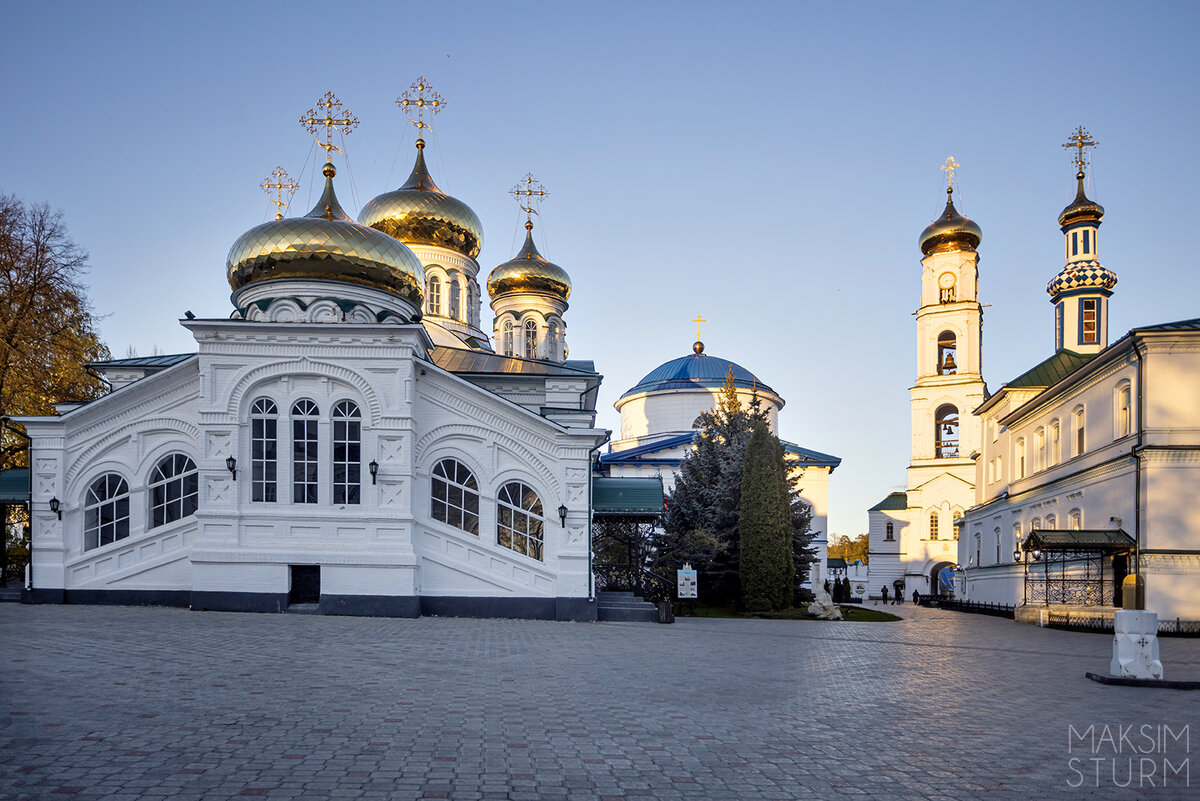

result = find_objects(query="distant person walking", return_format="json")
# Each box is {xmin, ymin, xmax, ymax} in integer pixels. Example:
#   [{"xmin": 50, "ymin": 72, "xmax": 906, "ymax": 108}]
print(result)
[
  {"xmin": 880, "ymin": 586, "xmax": 889, "ymax": 605},
  {"xmin": 913, "ymin": 589, "xmax": 920, "ymax": 605}
]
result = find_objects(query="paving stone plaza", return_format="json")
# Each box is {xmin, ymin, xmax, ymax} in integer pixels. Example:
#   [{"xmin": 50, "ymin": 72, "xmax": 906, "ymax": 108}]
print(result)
[{"xmin": 2, "ymin": 603, "xmax": 1197, "ymax": 800}]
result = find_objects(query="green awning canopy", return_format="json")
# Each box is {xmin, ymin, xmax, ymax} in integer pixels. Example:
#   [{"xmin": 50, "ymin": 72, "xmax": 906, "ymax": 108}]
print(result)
[
  {"xmin": 592, "ymin": 476, "xmax": 664, "ymax": 517},
  {"xmin": 0, "ymin": 468, "xmax": 30, "ymax": 503},
  {"xmin": 1022, "ymin": 528, "xmax": 1134, "ymax": 553}
]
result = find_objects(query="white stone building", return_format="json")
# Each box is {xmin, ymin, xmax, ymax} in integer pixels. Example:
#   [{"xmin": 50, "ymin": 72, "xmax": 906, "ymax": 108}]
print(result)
[
  {"xmin": 958, "ymin": 155, "xmax": 1200, "ymax": 621},
  {"xmin": 15, "ymin": 108, "xmax": 609, "ymax": 620},
  {"xmin": 866, "ymin": 180, "xmax": 985, "ymax": 601},
  {"xmin": 599, "ymin": 343, "xmax": 841, "ymax": 583}
]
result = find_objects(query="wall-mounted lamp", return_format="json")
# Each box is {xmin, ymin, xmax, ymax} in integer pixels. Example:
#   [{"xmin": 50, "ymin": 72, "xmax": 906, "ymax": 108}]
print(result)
[
  {"xmin": 558, "ymin": 504, "xmax": 568, "ymax": 528},
  {"xmin": 225, "ymin": 456, "xmax": 237, "ymax": 480},
  {"xmin": 1013, "ymin": 548, "xmax": 1022, "ymax": 562},
  {"xmin": 1031, "ymin": 549, "xmax": 1042, "ymax": 561},
  {"xmin": 49, "ymin": 497, "xmax": 61, "ymax": 520},
  {"xmin": 369, "ymin": 460, "xmax": 379, "ymax": 485}
]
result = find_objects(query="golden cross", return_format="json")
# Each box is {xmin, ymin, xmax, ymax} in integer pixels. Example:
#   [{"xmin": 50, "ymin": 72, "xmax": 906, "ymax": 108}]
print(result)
[
  {"xmin": 396, "ymin": 76, "xmax": 445, "ymax": 136},
  {"xmin": 300, "ymin": 91, "xmax": 359, "ymax": 164},
  {"xmin": 510, "ymin": 173, "xmax": 548, "ymax": 222},
  {"xmin": 692, "ymin": 314, "xmax": 706, "ymax": 342},
  {"xmin": 259, "ymin": 166, "xmax": 299, "ymax": 220},
  {"xmin": 1063, "ymin": 126, "xmax": 1098, "ymax": 172},
  {"xmin": 940, "ymin": 156, "xmax": 959, "ymax": 190}
]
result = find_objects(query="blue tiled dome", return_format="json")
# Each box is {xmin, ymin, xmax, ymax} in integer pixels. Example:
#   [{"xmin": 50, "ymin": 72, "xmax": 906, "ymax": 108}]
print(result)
[{"xmin": 620, "ymin": 347, "xmax": 775, "ymax": 400}]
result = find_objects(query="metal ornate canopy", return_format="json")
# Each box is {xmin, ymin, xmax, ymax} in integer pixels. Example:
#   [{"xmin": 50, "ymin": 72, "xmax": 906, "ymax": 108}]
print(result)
[{"xmin": 1018, "ymin": 528, "xmax": 1134, "ymax": 607}]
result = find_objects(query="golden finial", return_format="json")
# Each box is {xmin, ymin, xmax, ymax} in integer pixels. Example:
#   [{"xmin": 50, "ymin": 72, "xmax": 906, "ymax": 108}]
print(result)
[
  {"xmin": 300, "ymin": 91, "xmax": 359, "ymax": 166},
  {"xmin": 259, "ymin": 166, "xmax": 299, "ymax": 220},
  {"xmin": 1063, "ymin": 126, "xmax": 1098, "ymax": 177},
  {"xmin": 396, "ymin": 76, "xmax": 445, "ymax": 140},
  {"xmin": 510, "ymin": 173, "xmax": 548, "ymax": 225},
  {"xmin": 940, "ymin": 156, "xmax": 960, "ymax": 193}
]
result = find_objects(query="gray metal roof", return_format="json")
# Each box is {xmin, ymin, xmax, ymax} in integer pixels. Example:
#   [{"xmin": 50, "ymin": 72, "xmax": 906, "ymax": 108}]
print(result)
[
  {"xmin": 89, "ymin": 353, "xmax": 195, "ymax": 370},
  {"xmin": 430, "ymin": 347, "xmax": 599, "ymax": 377},
  {"xmin": 592, "ymin": 476, "xmax": 665, "ymax": 516},
  {"xmin": 1023, "ymin": 528, "xmax": 1134, "ymax": 553}
]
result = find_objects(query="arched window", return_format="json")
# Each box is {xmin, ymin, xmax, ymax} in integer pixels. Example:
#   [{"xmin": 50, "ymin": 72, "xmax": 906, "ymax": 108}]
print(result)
[
  {"xmin": 1033, "ymin": 427, "xmax": 1045, "ymax": 473},
  {"xmin": 1045, "ymin": 513, "xmax": 1057, "ymax": 530},
  {"xmin": 431, "ymin": 459, "xmax": 479, "ymax": 534},
  {"xmin": 934, "ymin": 404, "xmax": 959, "ymax": 459},
  {"xmin": 547, "ymin": 320, "xmax": 559, "ymax": 362},
  {"xmin": 1072, "ymin": 405, "xmax": 1085, "ymax": 456},
  {"xmin": 251, "ymin": 398, "xmax": 278, "ymax": 503},
  {"xmin": 502, "ymin": 320, "xmax": 514, "ymax": 357},
  {"xmin": 885, "ymin": 521, "xmax": 894, "ymax": 541},
  {"xmin": 84, "ymin": 474, "xmax": 130, "ymax": 551},
  {"xmin": 292, "ymin": 399, "xmax": 319, "ymax": 504},
  {"xmin": 1031, "ymin": 517, "xmax": 1041, "ymax": 532},
  {"xmin": 937, "ymin": 331, "xmax": 957, "ymax": 375},
  {"xmin": 427, "ymin": 275, "xmax": 442, "ymax": 316},
  {"xmin": 929, "ymin": 510, "xmax": 939, "ymax": 540},
  {"xmin": 952, "ymin": 510, "xmax": 962, "ymax": 539},
  {"xmin": 449, "ymin": 277, "xmax": 461, "ymax": 320},
  {"xmin": 497, "ymin": 481, "xmax": 544, "ymax": 561},
  {"xmin": 332, "ymin": 400, "xmax": 361, "ymax": 505},
  {"xmin": 466, "ymin": 283, "xmax": 476, "ymax": 327},
  {"xmin": 1015, "ymin": 438, "xmax": 1026, "ymax": 480},
  {"xmin": 994, "ymin": 527, "xmax": 1001, "ymax": 565},
  {"xmin": 1050, "ymin": 421, "xmax": 1061, "ymax": 465},
  {"xmin": 523, "ymin": 320, "xmax": 538, "ymax": 359},
  {"xmin": 1069, "ymin": 509, "xmax": 1082, "ymax": 530},
  {"xmin": 149, "ymin": 454, "xmax": 198, "ymax": 528},
  {"xmin": 1115, "ymin": 381, "xmax": 1132, "ymax": 438}
]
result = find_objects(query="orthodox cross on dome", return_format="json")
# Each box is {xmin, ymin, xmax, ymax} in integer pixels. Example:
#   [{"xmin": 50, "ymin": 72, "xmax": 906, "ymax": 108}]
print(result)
[
  {"xmin": 396, "ymin": 76, "xmax": 445, "ymax": 137},
  {"xmin": 259, "ymin": 166, "xmax": 299, "ymax": 220},
  {"xmin": 940, "ymin": 156, "xmax": 960, "ymax": 191},
  {"xmin": 1063, "ymin": 126, "xmax": 1098, "ymax": 174},
  {"xmin": 510, "ymin": 173, "xmax": 548, "ymax": 224},
  {"xmin": 300, "ymin": 91, "xmax": 359, "ymax": 164},
  {"xmin": 692, "ymin": 314, "xmax": 706, "ymax": 343}
]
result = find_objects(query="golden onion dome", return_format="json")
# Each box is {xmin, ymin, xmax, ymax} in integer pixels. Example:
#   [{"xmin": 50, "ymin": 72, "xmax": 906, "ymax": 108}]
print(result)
[
  {"xmin": 919, "ymin": 187, "xmax": 983, "ymax": 256},
  {"xmin": 357, "ymin": 139, "xmax": 484, "ymax": 259},
  {"xmin": 1058, "ymin": 171, "xmax": 1105, "ymax": 228},
  {"xmin": 227, "ymin": 163, "xmax": 425, "ymax": 306},
  {"xmin": 487, "ymin": 222, "xmax": 571, "ymax": 301}
]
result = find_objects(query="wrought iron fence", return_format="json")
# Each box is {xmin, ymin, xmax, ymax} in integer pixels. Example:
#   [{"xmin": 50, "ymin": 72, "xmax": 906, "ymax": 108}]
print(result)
[
  {"xmin": 594, "ymin": 564, "xmax": 674, "ymax": 604},
  {"xmin": 930, "ymin": 598, "xmax": 1016, "ymax": 619}
]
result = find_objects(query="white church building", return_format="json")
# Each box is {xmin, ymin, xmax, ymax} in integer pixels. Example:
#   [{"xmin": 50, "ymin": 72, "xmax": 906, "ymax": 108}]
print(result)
[{"xmin": 15, "ymin": 90, "xmax": 610, "ymax": 620}]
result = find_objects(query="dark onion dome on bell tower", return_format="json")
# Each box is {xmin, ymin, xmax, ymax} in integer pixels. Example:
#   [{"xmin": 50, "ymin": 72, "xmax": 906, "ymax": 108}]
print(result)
[
  {"xmin": 226, "ymin": 162, "xmax": 426, "ymax": 307},
  {"xmin": 487, "ymin": 220, "xmax": 572, "ymax": 302},
  {"xmin": 1057, "ymin": 169, "xmax": 1105, "ymax": 229},
  {"xmin": 919, "ymin": 185, "xmax": 983, "ymax": 256},
  {"xmin": 357, "ymin": 138, "xmax": 484, "ymax": 259}
]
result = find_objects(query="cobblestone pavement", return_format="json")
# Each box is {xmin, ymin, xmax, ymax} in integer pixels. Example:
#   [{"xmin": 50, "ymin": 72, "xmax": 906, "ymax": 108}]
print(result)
[{"xmin": 2, "ymin": 603, "xmax": 1197, "ymax": 800}]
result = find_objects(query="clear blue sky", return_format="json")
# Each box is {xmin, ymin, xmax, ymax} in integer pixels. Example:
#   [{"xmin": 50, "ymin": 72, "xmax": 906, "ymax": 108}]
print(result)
[{"xmin": 5, "ymin": 1, "xmax": 1198, "ymax": 539}]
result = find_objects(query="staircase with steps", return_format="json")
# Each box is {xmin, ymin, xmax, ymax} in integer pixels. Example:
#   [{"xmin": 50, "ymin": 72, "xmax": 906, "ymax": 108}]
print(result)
[
  {"xmin": 596, "ymin": 590, "xmax": 659, "ymax": 622},
  {"xmin": 0, "ymin": 585, "xmax": 24, "ymax": 603}
]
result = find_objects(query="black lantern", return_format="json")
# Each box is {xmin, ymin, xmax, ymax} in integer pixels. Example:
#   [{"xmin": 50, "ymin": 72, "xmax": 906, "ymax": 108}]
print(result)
[
  {"xmin": 1031, "ymin": 548, "xmax": 1041, "ymax": 561},
  {"xmin": 1013, "ymin": 548, "xmax": 1022, "ymax": 562},
  {"xmin": 369, "ymin": 459, "xmax": 379, "ymax": 485},
  {"xmin": 558, "ymin": 504, "xmax": 568, "ymax": 528},
  {"xmin": 225, "ymin": 456, "xmax": 237, "ymax": 480},
  {"xmin": 49, "ymin": 496, "xmax": 61, "ymax": 520}
]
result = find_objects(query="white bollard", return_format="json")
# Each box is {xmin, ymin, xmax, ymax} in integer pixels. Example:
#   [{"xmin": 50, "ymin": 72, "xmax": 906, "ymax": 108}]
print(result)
[{"xmin": 1110, "ymin": 610, "xmax": 1163, "ymax": 680}]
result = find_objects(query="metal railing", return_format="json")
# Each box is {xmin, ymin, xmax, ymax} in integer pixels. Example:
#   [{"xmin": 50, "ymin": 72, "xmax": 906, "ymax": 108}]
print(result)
[
  {"xmin": 927, "ymin": 597, "xmax": 1016, "ymax": 619},
  {"xmin": 593, "ymin": 564, "xmax": 674, "ymax": 604}
]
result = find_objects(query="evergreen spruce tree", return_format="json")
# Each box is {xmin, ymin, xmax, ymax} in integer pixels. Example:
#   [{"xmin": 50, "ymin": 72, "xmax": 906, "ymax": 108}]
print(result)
[{"xmin": 738, "ymin": 420, "xmax": 794, "ymax": 611}]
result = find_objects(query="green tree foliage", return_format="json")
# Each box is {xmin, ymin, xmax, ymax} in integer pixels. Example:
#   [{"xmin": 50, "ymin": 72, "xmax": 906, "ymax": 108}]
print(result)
[
  {"xmin": 739, "ymin": 421, "xmax": 794, "ymax": 611},
  {"xmin": 659, "ymin": 368, "xmax": 815, "ymax": 608},
  {"xmin": 827, "ymin": 533, "xmax": 869, "ymax": 565},
  {"xmin": 0, "ymin": 194, "xmax": 109, "ymax": 469}
]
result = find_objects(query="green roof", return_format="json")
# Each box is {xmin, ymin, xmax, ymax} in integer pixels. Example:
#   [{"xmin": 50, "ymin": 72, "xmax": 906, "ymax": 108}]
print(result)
[
  {"xmin": 868, "ymin": 491, "xmax": 907, "ymax": 512},
  {"xmin": 1006, "ymin": 349, "xmax": 1094, "ymax": 389},
  {"xmin": 592, "ymin": 477, "xmax": 664, "ymax": 516},
  {"xmin": 0, "ymin": 468, "xmax": 30, "ymax": 503}
]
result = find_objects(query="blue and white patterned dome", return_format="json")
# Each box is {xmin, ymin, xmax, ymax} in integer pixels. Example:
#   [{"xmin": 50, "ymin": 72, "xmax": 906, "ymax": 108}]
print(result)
[{"xmin": 1046, "ymin": 261, "xmax": 1118, "ymax": 300}]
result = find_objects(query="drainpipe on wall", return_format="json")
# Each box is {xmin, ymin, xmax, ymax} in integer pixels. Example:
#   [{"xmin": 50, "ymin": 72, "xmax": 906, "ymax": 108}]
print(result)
[{"xmin": 1131, "ymin": 339, "xmax": 1145, "ymax": 606}]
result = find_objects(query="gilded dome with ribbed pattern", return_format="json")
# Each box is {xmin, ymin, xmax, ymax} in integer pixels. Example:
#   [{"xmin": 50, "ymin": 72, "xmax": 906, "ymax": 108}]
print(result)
[
  {"xmin": 919, "ymin": 187, "xmax": 982, "ymax": 256},
  {"xmin": 358, "ymin": 140, "xmax": 484, "ymax": 259},
  {"xmin": 487, "ymin": 222, "xmax": 571, "ymax": 301},
  {"xmin": 227, "ymin": 164, "xmax": 425, "ymax": 306},
  {"xmin": 1058, "ymin": 172, "xmax": 1105, "ymax": 228}
]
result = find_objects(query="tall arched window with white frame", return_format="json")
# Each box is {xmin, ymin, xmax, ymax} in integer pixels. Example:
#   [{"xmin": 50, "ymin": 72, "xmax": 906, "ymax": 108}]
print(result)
[
  {"xmin": 332, "ymin": 400, "xmax": 361, "ymax": 505},
  {"xmin": 885, "ymin": 521, "xmax": 894, "ymax": 541},
  {"xmin": 84, "ymin": 474, "xmax": 130, "ymax": 551},
  {"xmin": 497, "ymin": 481, "xmax": 544, "ymax": 561},
  {"xmin": 427, "ymin": 275, "xmax": 442, "ymax": 316},
  {"xmin": 1015, "ymin": 438, "xmax": 1025, "ymax": 480},
  {"xmin": 1072, "ymin": 405, "xmax": 1085, "ymax": 456},
  {"xmin": 251, "ymin": 398, "xmax": 278, "ymax": 503},
  {"xmin": 994, "ymin": 528, "xmax": 1001, "ymax": 565},
  {"xmin": 467, "ymin": 283, "xmax": 476, "ymax": 327},
  {"xmin": 547, "ymin": 320, "xmax": 559, "ymax": 362},
  {"xmin": 292, "ymin": 400, "xmax": 319, "ymax": 503},
  {"xmin": 523, "ymin": 320, "xmax": 538, "ymax": 359},
  {"xmin": 449, "ymin": 277, "xmax": 461, "ymax": 320},
  {"xmin": 929, "ymin": 510, "xmax": 939, "ymax": 540},
  {"xmin": 149, "ymin": 454, "xmax": 198, "ymax": 528},
  {"xmin": 1115, "ymin": 381, "xmax": 1131, "ymax": 438},
  {"xmin": 1050, "ymin": 421, "xmax": 1061, "ymax": 465},
  {"xmin": 1069, "ymin": 509, "xmax": 1081, "ymax": 530},
  {"xmin": 502, "ymin": 320, "xmax": 514, "ymax": 356},
  {"xmin": 1034, "ymin": 427, "xmax": 1045, "ymax": 473}
]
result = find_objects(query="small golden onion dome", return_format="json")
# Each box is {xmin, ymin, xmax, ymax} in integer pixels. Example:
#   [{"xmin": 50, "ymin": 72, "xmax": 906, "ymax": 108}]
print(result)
[
  {"xmin": 227, "ymin": 163, "xmax": 425, "ymax": 306},
  {"xmin": 919, "ymin": 187, "xmax": 983, "ymax": 256},
  {"xmin": 357, "ymin": 139, "xmax": 484, "ymax": 259},
  {"xmin": 487, "ymin": 221, "xmax": 571, "ymax": 301},
  {"xmin": 1058, "ymin": 171, "xmax": 1105, "ymax": 228}
]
